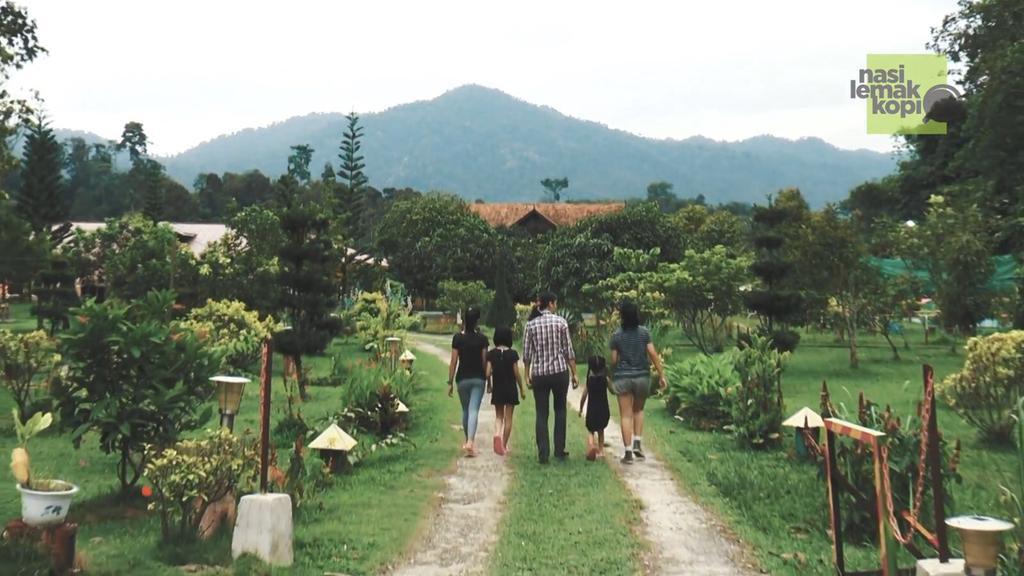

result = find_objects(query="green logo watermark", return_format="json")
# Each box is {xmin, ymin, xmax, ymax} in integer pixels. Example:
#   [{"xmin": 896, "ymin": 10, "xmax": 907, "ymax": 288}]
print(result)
[{"xmin": 850, "ymin": 54, "xmax": 960, "ymax": 135}]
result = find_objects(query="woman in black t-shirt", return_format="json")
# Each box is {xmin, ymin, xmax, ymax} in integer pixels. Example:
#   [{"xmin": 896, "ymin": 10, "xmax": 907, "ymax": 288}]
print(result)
[
  {"xmin": 448, "ymin": 308, "xmax": 489, "ymax": 457},
  {"xmin": 485, "ymin": 326, "xmax": 526, "ymax": 455}
]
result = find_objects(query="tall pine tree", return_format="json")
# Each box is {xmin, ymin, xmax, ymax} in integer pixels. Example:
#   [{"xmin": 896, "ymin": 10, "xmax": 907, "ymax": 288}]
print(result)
[
  {"xmin": 274, "ymin": 175, "xmax": 342, "ymax": 400},
  {"xmin": 17, "ymin": 115, "xmax": 66, "ymax": 235},
  {"xmin": 337, "ymin": 112, "xmax": 367, "ymax": 242}
]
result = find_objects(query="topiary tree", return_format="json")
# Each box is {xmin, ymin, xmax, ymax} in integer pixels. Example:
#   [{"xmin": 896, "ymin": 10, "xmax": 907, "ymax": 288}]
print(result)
[
  {"xmin": 30, "ymin": 254, "xmax": 78, "ymax": 335},
  {"xmin": 744, "ymin": 192, "xmax": 805, "ymax": 352},
  {"xmin": 487, "ymin": 263, "xmax": 516, "ymax": 329},
  {"xmin": 54, "ymin": 290, "xmax": 221, "ymax": 492}
]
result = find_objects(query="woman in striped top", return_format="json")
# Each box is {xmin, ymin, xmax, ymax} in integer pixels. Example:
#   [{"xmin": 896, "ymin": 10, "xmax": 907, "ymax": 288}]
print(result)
[{"xmin": 609, "ymin": 301, "xmax": 666, "ymax": 464}]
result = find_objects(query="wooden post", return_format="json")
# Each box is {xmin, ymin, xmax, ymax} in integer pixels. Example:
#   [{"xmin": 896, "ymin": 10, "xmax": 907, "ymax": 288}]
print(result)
[
  {"xmin": 259, "ymin": 338, "xmax": 272, "ymax": 494},
  {"xmin": 823, "ymin": 428, "xmax": 845, "ymax": 574},
  {"xmin": 873, "ymin": 436, "xmax": 897, "ymax": 576},
  {"xmin": 924, "ymin": 364, "xmax": 951, "ymax": 562}
]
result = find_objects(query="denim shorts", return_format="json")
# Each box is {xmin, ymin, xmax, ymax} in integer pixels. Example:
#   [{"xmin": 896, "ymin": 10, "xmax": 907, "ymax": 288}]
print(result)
[{"xmin": 612, "ymin": 375, "xmax": 651, "ymax": 400}]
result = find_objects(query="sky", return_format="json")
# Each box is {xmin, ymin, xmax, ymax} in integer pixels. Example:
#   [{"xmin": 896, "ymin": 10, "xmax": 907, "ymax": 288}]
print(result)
[{"xmin": 16, "ymin": 0, "xmax": 959, "ymax": 156}]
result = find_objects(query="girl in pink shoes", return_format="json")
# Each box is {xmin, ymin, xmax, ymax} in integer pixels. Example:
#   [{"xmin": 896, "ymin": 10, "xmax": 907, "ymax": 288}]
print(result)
[
  {"xmin": 579, "ymin": 355, "xmax": 611, "ymax": 460},
  {"xmin": 486, "ymin": 326, "xmax": 526, "ymax": 455}
]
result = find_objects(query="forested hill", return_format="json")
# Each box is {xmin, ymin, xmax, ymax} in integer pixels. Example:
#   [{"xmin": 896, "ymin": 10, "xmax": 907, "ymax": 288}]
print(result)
[{"xmin": 79, "ymin": 85, "xmax": 898, "ymax": 207}]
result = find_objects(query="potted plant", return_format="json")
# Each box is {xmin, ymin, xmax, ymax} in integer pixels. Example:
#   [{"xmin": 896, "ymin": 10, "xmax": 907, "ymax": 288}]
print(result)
[{"xmin": 10, "ymin": 410, "xmax": 79, "ymax": 527}]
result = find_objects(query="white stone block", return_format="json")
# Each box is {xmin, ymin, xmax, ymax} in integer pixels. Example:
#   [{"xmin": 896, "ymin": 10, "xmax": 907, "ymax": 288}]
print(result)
[
  {"xmin": 916, "ymin": 558, "xmax": 966, "ymax": 576},
  {"xmin": 231, "ymin": 493, "xmax": 294, "ymax": 567}
]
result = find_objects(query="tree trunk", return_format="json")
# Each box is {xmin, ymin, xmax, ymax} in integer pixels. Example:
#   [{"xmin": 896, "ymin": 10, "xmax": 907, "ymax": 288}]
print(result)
[
  {"xmin": 295, "ymin": 355, "xmax": 309, "ymax": 401},
  {"xmin": 847, "ymin": 315, "xmax": 859, "ymax": 369}
]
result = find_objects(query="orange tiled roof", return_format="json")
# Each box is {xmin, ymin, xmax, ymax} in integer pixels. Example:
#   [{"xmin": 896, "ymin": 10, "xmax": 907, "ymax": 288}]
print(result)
[{"xmin": 468, "ymin": 203, "xmax": 624, "ymax": 228}]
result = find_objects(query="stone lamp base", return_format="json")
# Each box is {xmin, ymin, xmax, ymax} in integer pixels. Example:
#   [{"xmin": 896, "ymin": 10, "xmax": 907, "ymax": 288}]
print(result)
[{"xmin": 231, "ymin": 493, "xmax": 293, "ymax": 567}]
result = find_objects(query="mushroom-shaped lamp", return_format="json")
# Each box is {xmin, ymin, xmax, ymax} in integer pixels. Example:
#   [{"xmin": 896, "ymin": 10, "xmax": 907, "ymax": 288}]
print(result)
[
  {"xmin": 309, "ymin": 423, "xmax": 358, "ymax": 474},
  {"xmin": 782, "ymin": 407, "xmax": 825, "ymax": 459},
  {"xmin": 399, "ymin": 349, "xmax": 416, "ymax": 372},
  {"xmin": 395, "ymin": 400, "xmax": 410, "ymax": 414}
]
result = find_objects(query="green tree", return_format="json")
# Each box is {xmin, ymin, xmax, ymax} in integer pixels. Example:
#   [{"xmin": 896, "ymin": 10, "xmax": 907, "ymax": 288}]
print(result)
[
  {"xmin": 375, "ymin": 194, "xmax": 493, "ymax": 300},
  {"xmin": 0, "ymin": 1, "xmax": 45, "ymax": 179},
  {"xmin": 61, "ymin": 214, "xmax": 198, "ymax": 302},
  {"xmin": 287, "ymin": 144, "xmax": 314, "ymax": 184},
  {"xmin": 337, "ymin": 112, "xmax": 367, "ymax": 237},
  {"xmin": 273, "ymin": 176, "xmax": 342, "ymax": 399},
  {"xmin": 902, "ymin": 194, "xmax": 995, "ymax": 341},
  {"xmin": 586, "ymin": 202, "xmax": 686, "ymax": 262},
  {"xmin": 139, "ymin": 158, "xmax": 166, "ymax": 222},
  {"xmin": 55, "ymin": 291, "xmax": 221, "ymax": 492},
  {"xmin": 117, "ymin": 121, "xmax": 148, "ymax": 165},
  {"xmin": 541, "ymin": 177, "xmax": 569, "ymax": 202},
  {"xmin": 195, "ymin": 173, "xmax": 229, "ymax": 221},
  {"xmin": 537, "ymin": 224, "xmax": 616, "ymax": 309},
  {"xmin": 437, "ymin": 280, "xmax": 494, "ymax": 317},
  {"xmin": 0, "ymin": 191, "xmax": 46, "ymax": 291},
  {"xmin": 198, "ymin": 206, "xmax": 283, "ymax": 316},
  {"xmin": 652, "ymin": 246, "xmax": 751, "ymax": 355},
  {"xmin": 16, "ymin": 114, "xmax": 66, "ymax": 236},
  {"xmin": 646, "ymin": 181, "xmax": 678, "ymax": 213}
]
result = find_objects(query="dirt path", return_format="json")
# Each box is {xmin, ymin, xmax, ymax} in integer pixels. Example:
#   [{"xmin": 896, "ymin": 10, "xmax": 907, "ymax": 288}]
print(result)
[
  {"xmin": 389, "ymin": 336, "xmax": 508, "ymax": 576},
  {"xmin": 565, "ymin": 385, "xmax": 757, "ymax": 575}
]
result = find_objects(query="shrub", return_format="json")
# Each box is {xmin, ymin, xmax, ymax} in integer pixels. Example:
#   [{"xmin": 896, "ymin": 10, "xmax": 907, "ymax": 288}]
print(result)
[
  {"xmin": 349, "ymin": 291, "xmax": 418, "ymax": 359},
  {"xmin": 145, "ymin": 429, "xmax": 252, "ymax": 542},
  {"xmin": 335, "ymin": 361, "xmax": 417, "ymax": 437},
  {"xmin": 177, "ymin": 299, "xmax": 278, "ymax": 374},
  {"xmin": 0, "ymin": 330, "xmax": 60, "ymax": 422},
  {"xmin": 1000, "ymin": 398, "xmax": 1024, "ymax": 571},
  {"xmin": 54, "ymin": 291, "xmax": 222, "ymax": 492},
  {"xmin": 664, "ymin": 352, "xmax": 738, "ymax": 430},
  {"xmin": 730, "ymin": 334, "xmax": 787, "ymax": 449},
  {"xmin": 940, "ymin": 330, "xmax": 1024, "ymax": 444}
]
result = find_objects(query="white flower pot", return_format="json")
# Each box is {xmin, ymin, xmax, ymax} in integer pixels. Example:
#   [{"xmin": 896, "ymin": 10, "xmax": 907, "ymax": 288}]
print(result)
[{"xmin": 16, "ymin": 481, "xmax": 79, "ymax": 527}]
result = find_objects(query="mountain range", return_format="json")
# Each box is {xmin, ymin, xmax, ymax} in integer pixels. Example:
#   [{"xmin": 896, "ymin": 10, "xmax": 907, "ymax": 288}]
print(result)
[{"xmin": 59, "ymin": 85, "xmax": 897, "ymax": 207}]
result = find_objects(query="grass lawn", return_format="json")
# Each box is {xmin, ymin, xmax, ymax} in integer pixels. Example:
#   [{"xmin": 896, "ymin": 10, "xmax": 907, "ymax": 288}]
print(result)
[
  {"xmin": 490, "ymin": 387, "xmax": 645, "ymax": 576},
  {"xmin": 643, "ymin": 324, "xmax": 1015, "ymax": 575},
  {"xmin": 1, "ymin": 302, "xmax": 39, "ymax": 334},
  {"xmin": 0, "ymin": 334, "xmax": 462, "ymax": 575}
]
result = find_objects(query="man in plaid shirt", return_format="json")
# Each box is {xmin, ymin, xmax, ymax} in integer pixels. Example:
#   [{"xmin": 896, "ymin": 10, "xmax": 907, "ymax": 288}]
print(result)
[{"xmin": 523, "ymin": 291, "xmax": 578, "ymax": 463}]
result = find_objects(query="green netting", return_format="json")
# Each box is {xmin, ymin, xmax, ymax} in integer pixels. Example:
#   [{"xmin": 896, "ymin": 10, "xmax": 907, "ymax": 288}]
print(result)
[{"xmin": 868, "ymin": 255, "xmax": 1020, "ymax": 292}]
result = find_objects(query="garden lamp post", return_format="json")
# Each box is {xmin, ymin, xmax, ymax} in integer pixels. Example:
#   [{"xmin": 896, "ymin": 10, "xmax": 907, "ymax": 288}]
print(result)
[
  {"xmin": 946, "ymin": 516, "xmax": 1014, "ymax": 575},
  {"xmin": 211, "ymin": 376, "xmax": 249, "ymax": 433},
  {"xmin": 782, "ymin": 406, "xmax": 824, "ymax": 459},
  {"xmin": 385, "ymin": 336, "xmax": 402, "ymax": 371}
]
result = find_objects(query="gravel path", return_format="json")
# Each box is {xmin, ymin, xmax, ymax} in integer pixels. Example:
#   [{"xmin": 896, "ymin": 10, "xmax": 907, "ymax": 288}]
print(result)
[
  {"xmin": 566, "ymin": 385, "xmax": 757, "ymax": 575},
  {"xmin": 388, "ymin": 337, "xmax": 509, "ymax": 576}
]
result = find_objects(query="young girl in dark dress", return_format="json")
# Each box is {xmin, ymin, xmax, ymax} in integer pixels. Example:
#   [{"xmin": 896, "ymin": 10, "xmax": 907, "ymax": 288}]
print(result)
[
  {"xmin": 578, "ymin": 355, "xmax": 611, "ymax": 460},
  {"xmin": 486, "ymin": 326, "xmax": 526, "ymax": 455}
]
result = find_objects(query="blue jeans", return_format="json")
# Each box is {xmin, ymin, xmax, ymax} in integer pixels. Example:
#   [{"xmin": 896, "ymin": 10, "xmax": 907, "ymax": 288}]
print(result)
[{"xmin": 457, "ymin": 378, "xmax": 486, "ymax": 441}]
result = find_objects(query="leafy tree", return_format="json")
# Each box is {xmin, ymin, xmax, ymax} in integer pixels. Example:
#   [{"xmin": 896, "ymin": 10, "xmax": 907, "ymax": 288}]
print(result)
[
  {"xmin": 320, "ymin": 161, "xmax": 336, "ymax": 183},
  {"xmin": 586, "ymin": 202, "xmax": 686, "ymax": 262},
  {"xmin": 61, "ymin": 214, "xmax": 198, "ymax": 302},
  {"xmin": 0, "ymin": 191, "xmax": 46, "ymax": 291},
  {"xmin": 177, "ymin": 299, "xmax": 278, "ymax": 374},
  {"xmin": 223, "ymin": 170, "xmax": 274, "ymax": 208},
  {"xmin": 30, "ymin": 254, "xmax": 77, "ymax": 335},
  {"xmin": 0, "ymin": 1, "xmax": 45, "ymax": 178},
  {"xmin": 901, "ymin": 194, "xmax": 995, "ymax": 340},
  {"xmin": 375, "ymin": 194, "xmax": 493, "ymax": 300},
  {"xmin": 139, "ymin": 158, "xmax": 166, "ymax": 222},
  {"xmin": 117, "ymin": 121, "xmax": 148, "ymax": 164},
  {"xmin": 437, "ymin": 280, "xmax": 494, "ymax": 317},
  {"xmin": 194, "ymin": 173, "xmax": 228, "ymax": 221},
  {"xmin": 273, "ymin": 176, "xmax": 342, "ymax": 398},
  {"xmin": 55, "ymin": 290, "xmax": 221, "ymax": 492},
  {"xmin": 161, "ymin": 177, "xmax": 198, "ymax": 222},
  {"xmin": 66, "ymin": 140, "xmax": 130, "ymax": 220},
  {"xmin": 646, "ymin": 181, "xmax": 678, "ymax": 213},
  {"xmin": 0, "ymin": 329, "xmax": 58, "ymax": 422},
  {"xmin": 16, "ymin": 114, "xmax": 66, "ymax": 236},
  {"xmin": 540, "ymin": 177, "xmax": 568, "ymax": 202},
  {"xmin": 537, "ymin": 224, "xmax": 615, "ymax": 309},
  {"xmin": 198, "ymin": 206, "xmax": 283, "ymax": 316},
  {"xmin": 671, "ymin": 204, "xmax": 747, "ymax": 255},
  {"xmin": 287, "ymin": 144, "xmax": 314, "ymax": 184},
  {"xmin": 652, "ymin": 246, "xmax": 751, "ymax": 355},
  {"xmin": 487, "ymin": 261, "xmax": 517, "ymax": 329}
]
